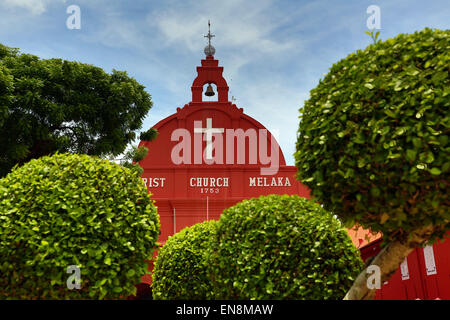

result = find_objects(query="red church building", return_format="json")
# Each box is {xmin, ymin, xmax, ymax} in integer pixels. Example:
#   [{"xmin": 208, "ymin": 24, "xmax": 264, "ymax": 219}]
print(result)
[{"xmin": 135, "ymin": 27, "xmax": 450, "ymax": 300}]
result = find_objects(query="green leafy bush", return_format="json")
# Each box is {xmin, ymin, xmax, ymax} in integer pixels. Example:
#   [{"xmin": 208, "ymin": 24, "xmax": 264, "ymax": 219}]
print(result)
[
  {"xmin": 207, "ymin": 195, "xmax": 363, "ymax": 299},
  {"xmin": 0, "ymin": 153, "xmax": 160, "ymax": 299},
  {"xmin": 152, "ymin": 220, "xmax": 217, "ymax": 300},
  {"xmin": 295, "ymin": 28, "xmax": 449, "ymax": 242}
]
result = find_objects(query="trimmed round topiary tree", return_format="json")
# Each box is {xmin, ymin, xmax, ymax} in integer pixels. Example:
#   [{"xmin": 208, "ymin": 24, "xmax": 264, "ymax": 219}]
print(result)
[
  {"xmin": 0, "ymin": 153, "xmax": 160, "ymax": 299},
  {"xmin": 152, "ymin": 220, "xmax": 217, "ymax": 300},
  {"xmin": 207, "ymin": 195, "xmax": 363, "ymax": 299},
  {"xmin": 294, "ymin": 28, "xmax": 449, "ymax": 299}
]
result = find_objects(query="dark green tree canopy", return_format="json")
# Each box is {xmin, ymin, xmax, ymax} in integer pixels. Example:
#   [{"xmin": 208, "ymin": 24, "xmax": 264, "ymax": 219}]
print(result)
[
  {"xmin": 207, "ymin": 195, "xmax": 363, "ymax": 299},
  {"xmin": 0, "ymin": 153, "xmax": 160, "ymax": 299},
  {"xmin": 0, "ymin": 64, "xmax": 12, "ymax": 128},
  {"xmin": 152, "ymin": 220, "xmax": 217, "ymax": 300},
  {"xmin": 0, "ymin": 43, "xmax": 153, "ymax": 177},
  {"xmin": 139, "ymin": 128, "xmax": 158, "ymax": 142},
  {"xmin": 295, "ymin": 28, "xmax": 449, "ymax": 242}
]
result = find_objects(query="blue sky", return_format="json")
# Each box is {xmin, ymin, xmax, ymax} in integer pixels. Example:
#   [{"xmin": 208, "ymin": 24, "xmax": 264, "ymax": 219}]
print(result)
[{"xmin": 1, "ymin": 0, "xmax": 449, "ymax": 165}]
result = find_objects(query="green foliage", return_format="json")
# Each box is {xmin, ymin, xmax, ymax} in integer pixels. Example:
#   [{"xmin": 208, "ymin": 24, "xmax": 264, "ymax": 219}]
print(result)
[
  {"xmin": 207, "ymin": 195, "xmax": 363, "ymax": 299},
  {"xmin": 152, "ymin": 220, "xmax": 217, "ymax": 300},
  {"xmin": 295, "ymin": 28, "xmax": 450, "ymax": 243},
  {"xmin": 0, "ymin": 43, "xmax": 153, "ymax": 177},
  {"xmin": 140, "ymin": 128, "xmax": 159, "ymax": 142},
  {"xmin": 0, "ymin": 153, "xmax": 160, "ymax": 299},
  {"xmin": 0, "ymin": 63, "xmax": 13, "ymax": 128},
  {"xmin": 119, "ymin": 128, "xmax": 158, "ymax": 175},
  {"xmin": 365, "ymin": 29, "xmax": 381, "ymax": 44},
  {"xmin": 0, "ymin": 43, "xmax": 18, "ymax": 59},
  {"xmin": 120, "ymin": 145, "xmax": 149, "ymax": 176}
]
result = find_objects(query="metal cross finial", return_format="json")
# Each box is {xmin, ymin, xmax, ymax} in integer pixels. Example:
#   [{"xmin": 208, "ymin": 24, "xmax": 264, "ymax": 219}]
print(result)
[
  {"xmin": 204, "ymin": 20, "xmax": 215, "ymax": 47},
  {"xmin": 203, "ymin": 20, "xmax": 216, "ymax": 57}
]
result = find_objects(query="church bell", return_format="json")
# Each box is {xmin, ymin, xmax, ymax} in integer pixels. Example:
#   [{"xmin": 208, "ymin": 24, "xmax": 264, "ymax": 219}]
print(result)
[{"xmin": 205, "ymin": 84, "xmax": 215, "ymax": 97}]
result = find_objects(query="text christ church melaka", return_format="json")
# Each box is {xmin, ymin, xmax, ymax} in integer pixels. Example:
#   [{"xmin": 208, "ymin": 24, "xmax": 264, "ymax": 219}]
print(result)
[{"xmin": 137, "ymin": 24, "xmax": 378, "ymax": 284}]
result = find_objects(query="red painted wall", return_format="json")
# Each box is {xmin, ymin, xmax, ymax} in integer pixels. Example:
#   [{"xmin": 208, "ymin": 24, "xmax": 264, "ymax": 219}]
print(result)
[
  {"xmin": 360, "ymin": 232, "xmax": 450, "ymax": 300},
  {"xmin": 138, "ymin": 55, "xmax": 310, "ymax": 247},
  {"xmin": 137, "ymin": 55, "xmax": 310, "ymax": 287}
]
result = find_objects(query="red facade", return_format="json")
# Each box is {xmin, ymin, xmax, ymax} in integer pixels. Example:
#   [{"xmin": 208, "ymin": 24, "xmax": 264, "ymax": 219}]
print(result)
[
  {"xmin": 137, "ymin": 55, "xmax": 309, "ymax": 286},
  {"xmin": 360, "ymin": 232, "xmax": 450, "ymax": 300},
  {"xmin": 138, "ymin": 55, "xmax": 309, "ymax": 247}
]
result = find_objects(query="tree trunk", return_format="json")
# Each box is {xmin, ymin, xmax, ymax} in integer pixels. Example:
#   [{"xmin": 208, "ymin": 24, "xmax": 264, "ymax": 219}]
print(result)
[{"xmin": 344, "ymin": 225, "xmax": 435, "ymax": 300}]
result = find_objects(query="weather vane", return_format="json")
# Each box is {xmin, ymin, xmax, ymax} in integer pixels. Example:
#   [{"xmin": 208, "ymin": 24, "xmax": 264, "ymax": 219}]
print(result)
[{"xmin": 204, "ymin": 20, "xmax": 216, "ymax": 57}]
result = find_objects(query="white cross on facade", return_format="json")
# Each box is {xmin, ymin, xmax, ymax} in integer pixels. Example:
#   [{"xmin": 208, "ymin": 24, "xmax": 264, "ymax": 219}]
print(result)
[{"xmin": 194, "ymin": 118, "xmax": 224, "ymax": 160}]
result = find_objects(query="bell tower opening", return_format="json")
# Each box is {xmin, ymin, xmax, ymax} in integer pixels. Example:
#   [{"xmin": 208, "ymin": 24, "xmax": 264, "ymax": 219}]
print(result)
[
  {"xmin": 202, "ymin": 83, "xmax": 218, "ymax": 101},
  {"xmin": 190, "ymin": 22, "xmax": 229, "ymax": 104}
]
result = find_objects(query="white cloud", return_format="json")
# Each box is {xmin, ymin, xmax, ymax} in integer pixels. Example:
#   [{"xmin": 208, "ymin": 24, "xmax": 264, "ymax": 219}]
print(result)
[
  {"xmin": 1, "ymin": 0, "xmax": 66, "ymax": 15},
  {"xmin": 77, "ymin": 0, "xmax": 304, "ymax": 115},
  {"xmin": 147, "ymin": 0, "xmax": 298, "ymax": 59}
]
